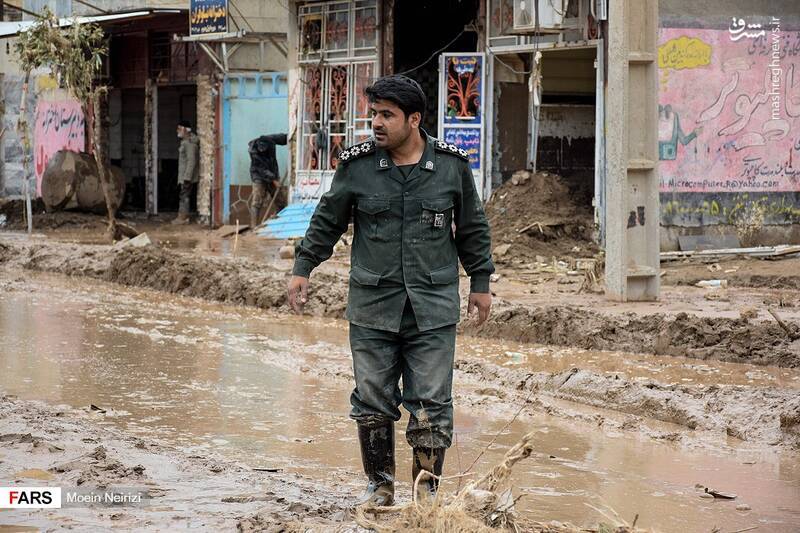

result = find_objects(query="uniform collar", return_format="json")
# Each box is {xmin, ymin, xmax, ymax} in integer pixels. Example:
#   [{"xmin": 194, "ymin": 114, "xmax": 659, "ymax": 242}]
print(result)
[{"xmin": 374, "ymin": 129, "xmax": 437, "ymax": 173}]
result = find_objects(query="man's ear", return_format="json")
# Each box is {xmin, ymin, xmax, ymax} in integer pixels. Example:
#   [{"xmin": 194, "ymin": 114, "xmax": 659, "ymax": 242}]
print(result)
[{"xmin": 409, "ymin": 111, "xmax": 422, "ymax": 129}]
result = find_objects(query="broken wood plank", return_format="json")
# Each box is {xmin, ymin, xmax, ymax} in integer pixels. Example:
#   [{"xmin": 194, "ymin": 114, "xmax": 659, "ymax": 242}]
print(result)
[
  {"xmin": 216, "ymin": 224, "xmax": 250, "ymax": 239},
  {"xmin": 767, "ymin": 308, "xmax": 800, "ymax": 341},
  {"xmin": 517, "ymin": 221, "xmax": 543, "ymax": 234},
  {"xmin": 661, "ymin": 245, "xmax": 800, "ymax": 262}
]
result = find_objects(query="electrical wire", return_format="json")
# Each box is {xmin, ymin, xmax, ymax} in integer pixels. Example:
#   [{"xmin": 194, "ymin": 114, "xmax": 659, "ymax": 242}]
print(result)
[
  {"xmin": 228, "ymin": 0, "xmax": 254, "ymax": 32},
  {"xmin": 3, "ymin": 0, "xmax": 44, "ymax": 19},
  {"xmin": 395, "ymin": 22, "xmax": 476, "ymax": 76},
  {"xmin": 72, "ymin": 0, "xmax": 108, "ymax": 15},
  {"xmin": 494, "ymin": 54, "xmax": 531, "ymax": 75}
]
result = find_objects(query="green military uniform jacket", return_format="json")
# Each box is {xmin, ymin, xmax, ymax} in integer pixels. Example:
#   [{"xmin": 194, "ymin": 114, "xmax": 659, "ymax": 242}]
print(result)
[{"xmin": 292, "ymin": 131, "xmax": 494, "ymax": 332}]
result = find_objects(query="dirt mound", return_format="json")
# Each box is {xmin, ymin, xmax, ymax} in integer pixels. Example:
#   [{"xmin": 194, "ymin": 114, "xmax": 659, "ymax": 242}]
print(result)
[
  {"xmin": 106, "ymin": 246, "xmax": 348, "ymax": 318},
  {"xmin": 468, "ymin": 304, "xmax": 800, "ymax": 368},
  {"xmin": 0, "ymin": 197, "xmax": 107, "ymax": 230},
  {"xmin": 485, "ymin": 171, "xmax": 598, "ymax": 265},
  {"xmin": 0, "ymin": 240, "xmax": 347, "ymax": 318}
]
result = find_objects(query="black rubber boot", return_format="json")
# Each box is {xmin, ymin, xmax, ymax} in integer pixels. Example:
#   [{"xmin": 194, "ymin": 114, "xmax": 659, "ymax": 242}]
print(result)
[
  {"xmin": 356, "ymin": 422, "xmax": 395, "ymax": 506},
  {"xmin": 412, "ymin": 447, "xmax": 446, "ymax": 499}
]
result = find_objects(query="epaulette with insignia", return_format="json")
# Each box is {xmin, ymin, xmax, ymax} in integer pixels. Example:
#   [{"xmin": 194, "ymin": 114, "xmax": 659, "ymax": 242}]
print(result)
[
  {"xmin": 337, "ymin": 139, "xmax": 376, "ymax": 163},
  {"xmin": 434, "ymin": 139, "xmax": 469, "ymax": 160}
]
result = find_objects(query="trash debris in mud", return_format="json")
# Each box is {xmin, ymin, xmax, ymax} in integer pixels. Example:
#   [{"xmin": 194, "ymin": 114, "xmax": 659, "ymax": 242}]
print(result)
[
  {"xmin": 695, "ymin": 279, "xmax": 729, "ymax": 289},
  {"xmin": 485, "ymin": 171, "xmax": 598, "ymax": 265},
  {"xmin": 767, "ymin": 308, "xmax": 800, "ymax": 340},
  {"xmin": 695, "ymin": 484, "xmax": 737, "ymax": 500},
  {"xmin": 354, "ymin": 431, "xmax": 647, "ymax": 533},
  {"xmin": 114, "ymin": 233, "xmax": 152, "ymax": 249}
]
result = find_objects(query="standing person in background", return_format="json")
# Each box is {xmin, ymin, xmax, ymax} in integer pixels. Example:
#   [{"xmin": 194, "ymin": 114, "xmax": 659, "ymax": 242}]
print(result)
[
  {"xmin": 248, "ymin": 133, "xmax": 288, "ymax": 228},
  {"xmin": 173, "ymin": 120, "xmax": 199, "ymax": 225}
]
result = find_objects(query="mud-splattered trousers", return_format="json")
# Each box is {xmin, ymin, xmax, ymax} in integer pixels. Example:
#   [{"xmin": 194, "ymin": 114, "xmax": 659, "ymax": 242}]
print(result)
[
  {"xmin": 292, "ymin": 130, "xmax": 495, "ymax": 449},
  {"xmin": 350, "ymin": 298, "xmax": 456, "ymax": 448}
]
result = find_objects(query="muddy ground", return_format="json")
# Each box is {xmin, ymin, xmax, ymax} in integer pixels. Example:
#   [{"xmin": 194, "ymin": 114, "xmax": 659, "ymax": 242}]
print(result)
[
  {"xmin": 1, "ymin": 235, "xmax": 799, "ymax": 452},
  {"xmin": 1, "ymin": 271, "xmax": 799, "ymax": 532},
  {"xmin": 0, "ymin": 394, "xmax": 350, "ymax": 532},
  {"xmin": 1, "ymin": 237, "xmax": 798, "ymax": 370}
]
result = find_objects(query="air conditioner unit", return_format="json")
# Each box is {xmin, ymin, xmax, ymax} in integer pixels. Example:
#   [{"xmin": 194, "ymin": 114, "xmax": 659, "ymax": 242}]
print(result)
[{"xmin": 513, "ymin": 0, "xmax": 569, "ymax": 33}]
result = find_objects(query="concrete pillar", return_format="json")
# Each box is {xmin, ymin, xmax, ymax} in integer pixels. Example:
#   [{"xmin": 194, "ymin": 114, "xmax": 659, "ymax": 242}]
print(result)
[
  {"xmin": 604, "ymin": 0, "xmax": 660, "ymax": 302},
  {"xmin": 144, "ymin": 79, "xmax": 157, "ymax": 215},
  {"xmin": 196, "ymin": 74, "xmax": 215, "ymax": 225}
]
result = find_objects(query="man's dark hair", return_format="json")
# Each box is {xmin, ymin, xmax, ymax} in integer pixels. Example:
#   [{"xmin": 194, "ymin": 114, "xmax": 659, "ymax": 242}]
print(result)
[
  {"xmin": 178, "ymin": 119, "xmax": 192, "ymax": 130},
  {"xmin": 365, "ymin": 75, "xmax": 426, "ymax": 121}
]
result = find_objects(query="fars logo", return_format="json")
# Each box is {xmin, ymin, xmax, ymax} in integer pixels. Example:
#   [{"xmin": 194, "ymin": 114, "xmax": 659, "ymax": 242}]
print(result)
[{"xmin": 0, "ymin": 487, "xmax": 62, "ymax": 508}]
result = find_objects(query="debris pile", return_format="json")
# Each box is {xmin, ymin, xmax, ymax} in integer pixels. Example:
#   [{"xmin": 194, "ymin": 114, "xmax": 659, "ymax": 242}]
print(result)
[
  {"xmin": 485, "ymin": 171, "xmax": 598, "ymax": 265},
  {"xmin": 355, "ymin": 431, "xmax": 647, "ymax": 532}
]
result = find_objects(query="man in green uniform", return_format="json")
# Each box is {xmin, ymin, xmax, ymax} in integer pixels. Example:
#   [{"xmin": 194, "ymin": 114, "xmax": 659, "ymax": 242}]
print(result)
[{"xmin": 287, "ymin": 75, "xmax": 494, "ymax": 506}]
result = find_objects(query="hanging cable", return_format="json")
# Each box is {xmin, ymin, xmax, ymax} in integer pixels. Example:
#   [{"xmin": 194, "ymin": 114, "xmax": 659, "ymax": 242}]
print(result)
[{"xmin": 495, "ymin": 54, "xmax": 531, "ymax": 75}]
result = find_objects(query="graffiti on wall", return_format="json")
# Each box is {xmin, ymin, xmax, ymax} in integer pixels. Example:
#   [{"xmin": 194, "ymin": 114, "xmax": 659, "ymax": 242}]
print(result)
[
  {"xmin": 661, "ymin": 191, "xmax": 800, "ymax": 226},
  {"xmin": 658, "ymin": 26, "xmax": 800, "ymax": 195},
  {"xmin": 34, "ymin": 100, "xmax": 85, "ymax": 196}
]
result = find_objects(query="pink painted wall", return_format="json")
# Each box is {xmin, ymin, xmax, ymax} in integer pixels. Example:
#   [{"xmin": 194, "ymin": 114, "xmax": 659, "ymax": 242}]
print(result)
[
  {"xmin": 33, "ymin": 99, "xmax": 85, "ymax": 196},
  {"xmin": 658, "ymin": 27, "xmax": 800, "ymax": 193}
]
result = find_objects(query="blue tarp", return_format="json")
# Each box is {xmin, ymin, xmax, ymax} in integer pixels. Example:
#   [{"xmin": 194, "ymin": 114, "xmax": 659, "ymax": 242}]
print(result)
[{"xmin": 256, "ymin": 202, "xmax": 318, "ymax": 239}]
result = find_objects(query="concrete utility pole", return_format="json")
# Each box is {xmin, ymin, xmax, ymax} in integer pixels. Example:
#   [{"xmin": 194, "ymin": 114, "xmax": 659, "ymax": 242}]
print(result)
[{"xmin": 604, "ymin": 0, "xmax": 660, "ymax": 301}]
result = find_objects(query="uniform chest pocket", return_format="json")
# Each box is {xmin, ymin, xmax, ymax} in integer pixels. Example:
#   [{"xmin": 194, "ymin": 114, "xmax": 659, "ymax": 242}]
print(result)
[
  {"xmin": 419, "ymin": 198, "xmax": 454, "ymax": 239},
  {"xmin": 356, "ymin": 199, "xmax": 392, "ymax": 241}
]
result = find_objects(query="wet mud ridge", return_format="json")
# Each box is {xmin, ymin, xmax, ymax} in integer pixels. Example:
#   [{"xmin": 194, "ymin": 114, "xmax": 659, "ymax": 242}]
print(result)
[
  {"xmin": 454, "ymin": 360, "xmax": 800, "ymax": 449},
  {"xmin": 471, "ymin": 303, "xmax": 800, "ymax": 368},
  {"xmin": 2, "ymin": 238, "xmax": 798, "ymax": 370}
]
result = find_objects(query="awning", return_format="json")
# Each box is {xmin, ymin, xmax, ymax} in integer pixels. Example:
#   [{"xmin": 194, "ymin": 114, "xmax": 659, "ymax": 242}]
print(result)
[{"xmin": 0, "ymin": 10, "xmax": 182, "ymax": 39}]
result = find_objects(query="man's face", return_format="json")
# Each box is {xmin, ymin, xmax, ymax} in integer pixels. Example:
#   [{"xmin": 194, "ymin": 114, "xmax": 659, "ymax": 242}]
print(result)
[
  {"xmin": 177, "ymin": 125, "xmax": 186, "ymax": 139},
  {"xmin": 370, "ymin": 99, "xmax": 420, "ymax": 149}
]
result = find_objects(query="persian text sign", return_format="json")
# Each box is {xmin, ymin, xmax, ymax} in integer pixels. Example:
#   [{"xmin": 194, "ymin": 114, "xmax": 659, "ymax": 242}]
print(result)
[
  {"xmin": 34, "ymin": 99, "xmax": 85, "ymax": 196},
  {"xmin": 658, "ymin": 25, "xmax": 800, "ymax": 193},
  {"xmin": 443, "ymin": 127, "xmax": 481, "ymax": 170},
  {"xmin": 190, "ymin": 0, "xmax": 228, "ymax": 36}
]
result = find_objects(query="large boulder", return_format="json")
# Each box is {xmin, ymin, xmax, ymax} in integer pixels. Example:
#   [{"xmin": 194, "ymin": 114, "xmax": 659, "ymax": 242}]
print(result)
[{"xmin": 41, "ymin": 150, "xmax": 126, "ymax": 214}]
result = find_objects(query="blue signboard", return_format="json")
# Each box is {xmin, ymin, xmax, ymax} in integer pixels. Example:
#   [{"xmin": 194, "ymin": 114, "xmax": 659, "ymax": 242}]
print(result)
[
  {"xmin": 443, "ymin": 55, "xmax": 483, "ymax": 126},
  {"xmin": 444, "ymin": 127, "xmax": 481, "ymax": 170},
  {"xmin": 190, "ymin": 0, "xmax": 228, "ymax": 36}
]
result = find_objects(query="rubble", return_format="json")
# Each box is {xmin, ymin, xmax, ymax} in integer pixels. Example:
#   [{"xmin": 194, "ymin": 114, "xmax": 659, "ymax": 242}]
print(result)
[{"xmin": 485, "ymin": 171, "xmax": 598, "ymax": 265}]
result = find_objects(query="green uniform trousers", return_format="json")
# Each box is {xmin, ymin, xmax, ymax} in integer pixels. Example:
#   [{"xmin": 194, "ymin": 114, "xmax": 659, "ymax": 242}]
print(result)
[{"xmin": 349, "ymin": 298, "xmax": 456, "ymax": 449}]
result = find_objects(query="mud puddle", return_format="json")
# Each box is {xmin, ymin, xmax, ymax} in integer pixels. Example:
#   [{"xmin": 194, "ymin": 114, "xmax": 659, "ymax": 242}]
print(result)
[{"xmin": 1, "ymin": 274, "xmax": 799, "ymax": 531}]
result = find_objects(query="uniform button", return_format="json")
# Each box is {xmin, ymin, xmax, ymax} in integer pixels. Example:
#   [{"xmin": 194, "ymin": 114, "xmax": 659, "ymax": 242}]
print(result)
[
  {"xmin": 404, "ymin": 192, "xmax": 409, "ymax": 196},
  {"xmin": 411, "ymin": 239, "xmax": 417, "ymax": 243}
]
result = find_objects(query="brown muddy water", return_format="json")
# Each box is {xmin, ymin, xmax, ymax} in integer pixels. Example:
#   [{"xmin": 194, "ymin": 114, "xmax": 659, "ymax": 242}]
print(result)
[{"xmin": 1, "ymin": 273, "xmax": 799, "ymax": 532}]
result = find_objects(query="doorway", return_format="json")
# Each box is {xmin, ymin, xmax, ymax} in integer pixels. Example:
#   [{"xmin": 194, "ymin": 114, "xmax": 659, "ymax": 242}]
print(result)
[{"xmin": 392, "ymin": 0, "xmax": 479, "ymax": 135}]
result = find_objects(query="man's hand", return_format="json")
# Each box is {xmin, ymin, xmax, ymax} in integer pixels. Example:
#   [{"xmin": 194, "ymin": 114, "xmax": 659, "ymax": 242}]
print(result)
[
  {"xmin": 287, "ymin": 275, "xmax": 309, "ymax": 314},
  {"xmin": 467, "ymin": 292, "xmax": 492, "ymax": 326}
]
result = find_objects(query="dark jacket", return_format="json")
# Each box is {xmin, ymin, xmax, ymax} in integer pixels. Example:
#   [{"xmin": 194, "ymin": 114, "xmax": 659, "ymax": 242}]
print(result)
[
  {"xmin": 248, "ymin": 133, "xmax": 287, "ymax": 185},
  {"xmin": 178, "ymin": 133, "xmax": 200, "ymax": 184},
  {"xmin": 292, "ymin": 131, "xmax": 495, "ymax": 332}
]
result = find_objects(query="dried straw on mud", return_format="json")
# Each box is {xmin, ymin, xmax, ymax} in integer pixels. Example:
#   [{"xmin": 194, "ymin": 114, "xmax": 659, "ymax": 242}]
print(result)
[{"xmin": 354, "ymin": 431, "xmax": 648, "ymax": 533}]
